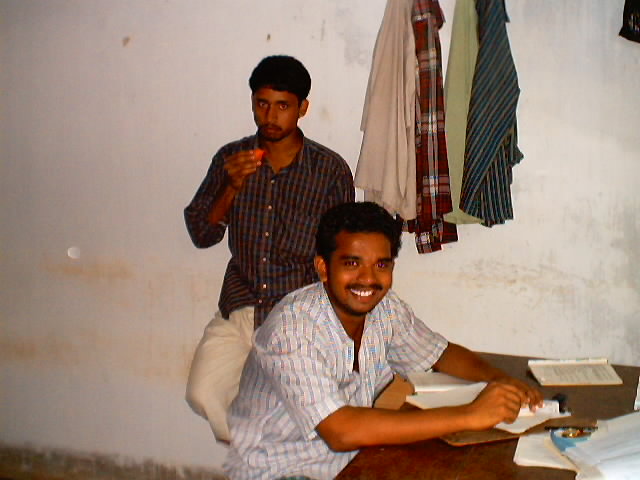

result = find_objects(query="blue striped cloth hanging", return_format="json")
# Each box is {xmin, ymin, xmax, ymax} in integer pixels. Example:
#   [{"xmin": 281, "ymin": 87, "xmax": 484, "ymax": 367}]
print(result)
[{"xmin": 460, "ymin": 0, "xmax": 523, "ymax": 227}]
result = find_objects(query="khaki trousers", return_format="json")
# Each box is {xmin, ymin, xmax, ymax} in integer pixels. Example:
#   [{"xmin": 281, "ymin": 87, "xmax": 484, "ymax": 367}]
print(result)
[{"xmin": 185, "ymin": 306, "xmax": 254, "ymax": 442}]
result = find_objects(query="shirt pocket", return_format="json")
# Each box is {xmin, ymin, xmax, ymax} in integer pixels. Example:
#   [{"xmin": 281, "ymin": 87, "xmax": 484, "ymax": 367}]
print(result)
[{"xmin": 273, "ymin": 211, "xmax": 319, "ymax": 260}]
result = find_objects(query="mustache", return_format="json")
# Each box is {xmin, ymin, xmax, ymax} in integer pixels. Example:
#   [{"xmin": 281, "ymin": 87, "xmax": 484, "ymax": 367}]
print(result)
[{"xmin": 259, "ymin": 124, "xmax": 282, "ymax": 131}]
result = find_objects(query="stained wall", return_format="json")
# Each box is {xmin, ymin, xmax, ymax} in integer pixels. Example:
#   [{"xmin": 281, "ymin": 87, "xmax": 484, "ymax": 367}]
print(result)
[{"xmin": 1, "ymin": 0, "xmax": 638, "ymax": 472}]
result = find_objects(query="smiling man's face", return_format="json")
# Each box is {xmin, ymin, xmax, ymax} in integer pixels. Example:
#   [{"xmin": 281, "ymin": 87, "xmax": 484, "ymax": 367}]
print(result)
[{"xmin": 315, "ymin": 231, "xmax": 394, "ymax": 327}]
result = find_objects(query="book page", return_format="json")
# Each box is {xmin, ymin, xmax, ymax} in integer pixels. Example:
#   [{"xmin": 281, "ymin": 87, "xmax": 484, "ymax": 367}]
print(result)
[{"xmin": 528, "ymin": 359, "xmax": 623, "ymax": 386}]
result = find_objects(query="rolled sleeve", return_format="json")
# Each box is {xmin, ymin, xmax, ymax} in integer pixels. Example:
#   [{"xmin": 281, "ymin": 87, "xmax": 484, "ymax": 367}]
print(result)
[{"xmin": 384, "ymin": 292, "xmax": 448, "ymax": 377}]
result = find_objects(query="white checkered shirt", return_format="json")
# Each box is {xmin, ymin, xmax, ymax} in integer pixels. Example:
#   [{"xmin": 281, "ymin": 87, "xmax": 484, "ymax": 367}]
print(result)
[{"xmin": 224, "ymin": 282, "xmax": 448, "ymax": 480}]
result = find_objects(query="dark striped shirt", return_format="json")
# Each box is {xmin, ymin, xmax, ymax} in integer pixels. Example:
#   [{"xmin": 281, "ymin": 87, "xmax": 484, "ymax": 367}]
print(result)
[{"xmin": 184, "ymin": 132, "xmax": 354, "ymax": 327}]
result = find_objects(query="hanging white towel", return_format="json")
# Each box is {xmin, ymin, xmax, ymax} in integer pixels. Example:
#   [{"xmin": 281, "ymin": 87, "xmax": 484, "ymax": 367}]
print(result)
[{"xmin": 355, "ymin": 0, "xmax": 417, "ymax": 219}]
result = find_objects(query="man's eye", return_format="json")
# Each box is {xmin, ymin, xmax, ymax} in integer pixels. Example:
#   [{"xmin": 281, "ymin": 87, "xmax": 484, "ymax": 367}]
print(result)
[
  {"xmin": 279, "ymin": 104, "xmax": 289, "ymax": 110},
  {"xmin": 377, "ymin": 262, "xmax": 390, "ymax": 269},
  {"xmin": 344, "ymin": 260, "xmax": 358, "ymax": 267}
]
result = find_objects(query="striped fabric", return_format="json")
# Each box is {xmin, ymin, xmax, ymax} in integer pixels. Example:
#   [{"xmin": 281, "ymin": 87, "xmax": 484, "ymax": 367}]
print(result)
[
  {"xmin": 276, "ymin": 477, "xmax": 317, "ymax": 480},
  {"xmin": 184, "ymin": 133, "xmax": 354, "ymax": 327},
  {"xmin": 460, "ymin": 0, "xmax": 524, "ymax": 227},
  {"xmin": 620, "ymin": 0, "xmax": 640, "ymax": 43},
  {"xmin": 406, "ymin": 0, "xmax": 458, "ymax": 253},
  {"xmin": 224, "ymin": 282, "xmax": 448, "ymax": 480}
]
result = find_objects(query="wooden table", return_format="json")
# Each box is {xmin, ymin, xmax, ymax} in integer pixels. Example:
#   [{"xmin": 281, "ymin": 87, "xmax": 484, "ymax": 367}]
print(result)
[{"xmin": 336, "ymin": 353, "xmax": 640, "ymax": 479}]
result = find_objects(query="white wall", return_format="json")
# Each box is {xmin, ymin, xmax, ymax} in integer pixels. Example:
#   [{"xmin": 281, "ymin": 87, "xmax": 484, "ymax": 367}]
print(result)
[{"xmin": 1, "ymin": 0, "xmax": 638, "ymax": 473}]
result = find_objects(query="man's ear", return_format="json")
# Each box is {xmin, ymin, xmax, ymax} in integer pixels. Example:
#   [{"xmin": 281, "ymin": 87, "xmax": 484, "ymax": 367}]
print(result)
[
  {"xmin": 298, "ymin": 99, "xmax": 309, "ymax": 119},
  {"xmin": 314, "ymin": 255, "xmax": 328, "ymax": 282}
]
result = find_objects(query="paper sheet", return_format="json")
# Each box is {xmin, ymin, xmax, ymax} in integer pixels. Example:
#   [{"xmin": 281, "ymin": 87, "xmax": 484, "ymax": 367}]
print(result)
[
  {"xmin": 561, "ymin": 411, "xmax": 640, "ymax": 480},
  {"xmin": 495, "ymin": 400, "xmax": 567, "ymax": 434},
  {"xmin": 406, "ymin": 386, "xmax": 566, "ymax": 434},
  {"xmin": 514, "ymin": 433, "xmax": 577, "ymax": 471}
]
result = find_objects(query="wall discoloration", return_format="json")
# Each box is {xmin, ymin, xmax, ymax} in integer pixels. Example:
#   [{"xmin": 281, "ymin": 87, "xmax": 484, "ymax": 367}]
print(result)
[
  {"xmin": 457, "ymin": 260, "xmax": 592, "ymax": 303},
  {"xmin": 5, "ymin": 258, "xmax": 216, "ymax": 383},
  {"xmin": 611, "ymin": 204, "xmax": 640, "ymax": 293},
  {"xmin": 42, "ymin": 257, "xmax": 133, "ymax": 282},
  {"xmin": 331, "ymin": 3, "xmax": 375, "ymax": 67},
  {"xmin": 0, "ymin": 336, "xmax": 79, "ymax": 364},
  {"xmin": 1, "ymin": 331, "xmax": 195, "ymax": 384}
]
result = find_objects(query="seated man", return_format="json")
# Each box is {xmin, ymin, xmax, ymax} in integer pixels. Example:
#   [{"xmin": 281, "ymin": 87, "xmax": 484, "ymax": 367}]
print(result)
[{"xmin": 224, "ymin": 201, "xmax": 542, "ymax": 480}]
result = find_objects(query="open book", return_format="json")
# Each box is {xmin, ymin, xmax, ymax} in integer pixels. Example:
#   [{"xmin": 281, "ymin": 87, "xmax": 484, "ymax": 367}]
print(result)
[{"xmin": 528, "ymin": 358, "xmax": 622, "ymax": 386}]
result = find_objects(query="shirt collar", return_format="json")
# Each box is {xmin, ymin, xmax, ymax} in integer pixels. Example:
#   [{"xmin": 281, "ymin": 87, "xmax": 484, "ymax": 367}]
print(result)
[{"xmin": 315, "ymin": 281, "xmax": 383, "ymax": 337}]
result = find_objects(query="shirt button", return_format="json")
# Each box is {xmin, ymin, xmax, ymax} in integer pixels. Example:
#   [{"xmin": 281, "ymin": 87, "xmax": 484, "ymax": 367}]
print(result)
[
  {"xmin": 262, "ymin": 284, "xmax": 267, "ymax": 289},
  {"xmin": 271, "ymin": 179, "xmax": 276, "ymax": 184},
  {"xmin": 257, "ymin": 299, "xmax": 263, "ymax": 304},
  {"xmin": 262, "ymin": 257, "xmax": 267, "ymax": 263},
  {"xmin": 267, "ymin": 205, "xmax": 273, "ymax": 211},
  {"xmin": 264, "ymin": 231, "xmax": 270, "ymax": 237}
]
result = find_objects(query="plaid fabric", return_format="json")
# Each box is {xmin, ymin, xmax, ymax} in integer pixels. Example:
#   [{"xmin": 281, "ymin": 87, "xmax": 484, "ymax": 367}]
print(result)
[
  {"xmin": 184, "ymin": 133, "xmax": 354, "ymax": 327},
  {"xmin": 407, "ymin": 0, "xmax": 458, "ymax": 253}
]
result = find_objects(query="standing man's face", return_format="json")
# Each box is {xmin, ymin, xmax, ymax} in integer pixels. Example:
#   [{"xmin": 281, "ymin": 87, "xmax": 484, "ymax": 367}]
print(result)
[
  {"xmin": 251, "ymin": 87, "xmax": 308, "ymax": 142},
  {"xmin": 315, "ymin": 231, "xmax": 394, "ymax": 327}
]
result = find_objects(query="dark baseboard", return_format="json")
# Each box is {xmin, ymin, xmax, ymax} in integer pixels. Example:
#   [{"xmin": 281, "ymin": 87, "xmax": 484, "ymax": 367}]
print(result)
[{"xmin": 0, "ymin": 443, "xmax": 227, "ymax": 480}]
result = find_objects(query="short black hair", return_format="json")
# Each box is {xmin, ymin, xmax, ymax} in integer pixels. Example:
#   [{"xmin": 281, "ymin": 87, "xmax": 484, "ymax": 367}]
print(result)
[
  {"xmin": 316, "ymin": 202, "xmax": 402, "ymax": 262},
  {"xmin": 248, "ymin": 55, "xmax": 311, "ymax": 103}
]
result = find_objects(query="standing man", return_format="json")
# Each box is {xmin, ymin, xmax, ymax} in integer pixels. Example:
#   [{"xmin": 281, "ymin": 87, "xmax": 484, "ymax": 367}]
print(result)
[
  {"xmin": 224, "ymin": 202, "xmax": 542, "ymax": 479},
  {"xmin": 184, "ymin": 55, "xmax": 355, "ymax": 442}
]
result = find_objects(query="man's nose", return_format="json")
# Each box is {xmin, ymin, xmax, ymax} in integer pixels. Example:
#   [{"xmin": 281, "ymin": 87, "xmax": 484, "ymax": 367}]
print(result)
[
  {"xmin": 357, "ymin": 265, "xmax": 376, "ymax": 283},
  {"xmin": 266, "ymin": 106, "xmax": 277, "ymax": 123}
]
